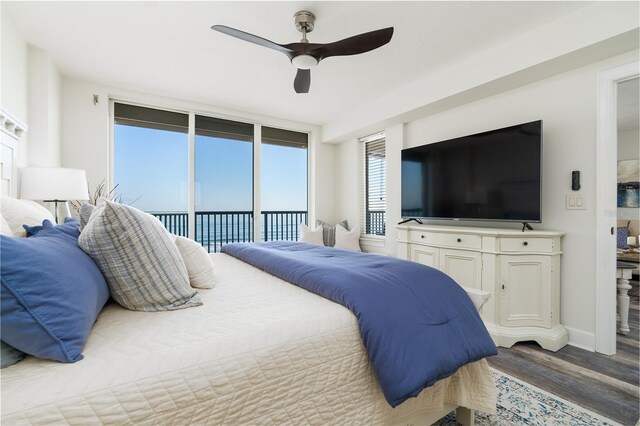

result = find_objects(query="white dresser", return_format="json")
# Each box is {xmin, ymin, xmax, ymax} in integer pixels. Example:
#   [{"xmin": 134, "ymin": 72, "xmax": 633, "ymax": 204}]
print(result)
[{"xmin": 397, "ymin": 224, "xmax": 568, "ymax": 351}]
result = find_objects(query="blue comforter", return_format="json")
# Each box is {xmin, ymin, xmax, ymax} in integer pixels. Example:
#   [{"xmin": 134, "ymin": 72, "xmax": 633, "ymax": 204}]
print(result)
[{"xmin": 221, "ymin": 241, "xmax": 497, "ymax": 407}]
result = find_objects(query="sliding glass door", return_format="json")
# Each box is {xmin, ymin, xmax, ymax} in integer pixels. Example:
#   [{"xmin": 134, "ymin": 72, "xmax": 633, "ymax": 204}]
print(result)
[
  {"xmin": 261, "ymin": 127, "xmax": 308, "ymax": 241},
  {"xmin": 113, "ymin": 101, "xmax": 309, "ymax": 252},
  {"xmin": 195, "ymin": 115, "xmax": 253, "ymax": 252}
]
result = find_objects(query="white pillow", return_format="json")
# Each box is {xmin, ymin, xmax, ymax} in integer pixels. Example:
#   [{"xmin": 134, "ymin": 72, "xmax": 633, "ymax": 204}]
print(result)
[
  {"xmin": 0, "ymin": 213, "xmax": 15, "ymax": 236},
  {"xmin": 0, "ymin": 196, "xmax": 55, "ymax": 237},
  {"xmin": 334, "ymin": 224, "xmax": 362, "ymax": 252},
  {"xmin": 300, "ymin": 223, "xmax": 324, "ymax": 245},
  {"xmin": 174, "ymin": 236, "xmax": 216, "ymax": 289}
]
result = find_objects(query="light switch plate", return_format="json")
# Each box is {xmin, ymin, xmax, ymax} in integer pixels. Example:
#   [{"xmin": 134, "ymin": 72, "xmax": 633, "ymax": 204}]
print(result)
[{"xmin": 566, "ymin": 194, "xmax": 586, "ymax": 210}]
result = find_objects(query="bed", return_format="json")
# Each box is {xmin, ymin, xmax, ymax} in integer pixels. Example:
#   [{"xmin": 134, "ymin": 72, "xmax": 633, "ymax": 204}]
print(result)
[
  {"xmin": 1, "ymin": 251, "xmax": 496, "ymax": 425},
  {"xmin": 0, "ymin": 132, "xmax": 496, "ymax": 425}
]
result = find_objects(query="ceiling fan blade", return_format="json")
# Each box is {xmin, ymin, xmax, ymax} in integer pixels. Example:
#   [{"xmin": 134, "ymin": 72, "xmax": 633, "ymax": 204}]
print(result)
[
  {"xmin": 294, "ymin": 69, "xmax": 311, "ymax": 94},
  {"xmin": 311, "ymin": 27, "xmax": 394, "ymax": 61},
  {"xmin": 212, "ymin": 25, "xmax": 294, "ymax": 59}
]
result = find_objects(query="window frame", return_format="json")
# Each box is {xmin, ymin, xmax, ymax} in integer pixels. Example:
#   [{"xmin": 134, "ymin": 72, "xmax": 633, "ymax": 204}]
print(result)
[
  {"xmin": 109, "ymin": 99, "xmax": 313, "ymax": 247},
  {"xmin": 360, "ymin": 132, "xmax": 386, "ymax": 237}
]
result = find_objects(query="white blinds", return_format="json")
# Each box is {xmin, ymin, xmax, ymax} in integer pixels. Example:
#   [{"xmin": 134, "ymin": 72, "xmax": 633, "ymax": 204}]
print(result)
[{"xmin": 361, "ymin": 134, "xmax": 386, "ymax": 236}]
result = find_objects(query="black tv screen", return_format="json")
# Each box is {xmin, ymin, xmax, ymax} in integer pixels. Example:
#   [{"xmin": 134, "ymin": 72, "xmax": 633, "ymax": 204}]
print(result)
[{"xmin": 401, "ymin": 120, "xmax": 542, "ymax": 223}]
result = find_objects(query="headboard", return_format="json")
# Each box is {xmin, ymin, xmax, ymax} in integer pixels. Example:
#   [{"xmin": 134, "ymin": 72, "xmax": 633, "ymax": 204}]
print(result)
[{"xmin": 0, "ymin": 108, "xmax": 27, "ymax": 197}]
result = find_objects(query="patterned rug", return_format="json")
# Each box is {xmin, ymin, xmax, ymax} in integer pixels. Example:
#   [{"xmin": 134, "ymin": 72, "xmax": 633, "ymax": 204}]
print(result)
[{"xmin": 435, "ymin": 369, "xmax": 621, "ymax": 426}]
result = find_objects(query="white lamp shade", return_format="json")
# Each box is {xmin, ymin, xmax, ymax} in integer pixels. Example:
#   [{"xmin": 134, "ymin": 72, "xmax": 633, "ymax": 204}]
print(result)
[{"xmin": 20, "ymin": 167, "xmax": 89, "ymax": 201}]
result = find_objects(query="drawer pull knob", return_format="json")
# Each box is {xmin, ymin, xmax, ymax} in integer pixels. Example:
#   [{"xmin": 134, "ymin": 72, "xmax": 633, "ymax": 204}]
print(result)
[
  {"xmin": 421, "ymin": 235, "xmax": 425, "ymax": 239},
  {"xmin": 457, "ymin": 238, "xmax": 462, "ymax": 243},
  {"xmin": 523, "ymin": 241, "xmax": 529, "ymax": 246}
]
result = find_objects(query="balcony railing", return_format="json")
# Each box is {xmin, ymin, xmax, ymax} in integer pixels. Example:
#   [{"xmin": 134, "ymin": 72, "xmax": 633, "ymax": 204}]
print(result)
[
  {"xmin": 366, "ymin": 210, "xmax": 386, "ymax": 236},
  {"xmin": 150, "ymin": 210, "xmax": 308, "ymax": 253}
]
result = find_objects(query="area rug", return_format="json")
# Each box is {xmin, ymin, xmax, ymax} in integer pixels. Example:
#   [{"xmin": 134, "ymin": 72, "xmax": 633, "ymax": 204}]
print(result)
[{"xmin": 434, "ymin": 368, "xmax": 622, "ymax": 426}]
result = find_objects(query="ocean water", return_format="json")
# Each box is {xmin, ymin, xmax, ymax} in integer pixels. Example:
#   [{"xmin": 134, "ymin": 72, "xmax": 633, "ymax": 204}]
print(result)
[{"xmin": 159, "ymin": 214, "xmax": 304, "ymax": 253}]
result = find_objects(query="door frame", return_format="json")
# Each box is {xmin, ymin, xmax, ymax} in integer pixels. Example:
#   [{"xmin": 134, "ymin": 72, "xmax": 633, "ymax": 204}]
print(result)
[{"xmin": 594, "ymin": 61, "xmax": 639, "ymax": 355}]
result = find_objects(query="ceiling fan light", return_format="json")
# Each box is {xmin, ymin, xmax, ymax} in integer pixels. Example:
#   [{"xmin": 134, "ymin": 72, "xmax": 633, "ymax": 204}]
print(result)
[{"xmin": 292, "ymin": 54, "xmax": 318, "ymax": 69}]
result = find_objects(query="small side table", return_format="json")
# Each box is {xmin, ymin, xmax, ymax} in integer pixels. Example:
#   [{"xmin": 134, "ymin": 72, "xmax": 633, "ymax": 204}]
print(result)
[{"xmin": 616, "ymin": 261, "xmax": 636, "ymax": 335}]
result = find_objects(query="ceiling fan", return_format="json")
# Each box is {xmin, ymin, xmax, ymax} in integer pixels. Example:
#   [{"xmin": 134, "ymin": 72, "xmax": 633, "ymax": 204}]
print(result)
[{"xmin": 212, "ymin": 11, "xmax": 394, "ymax": 94}]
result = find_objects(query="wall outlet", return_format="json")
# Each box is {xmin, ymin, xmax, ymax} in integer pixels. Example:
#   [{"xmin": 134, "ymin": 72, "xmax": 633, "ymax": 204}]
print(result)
[{"xmin": 566, "ymin": 194, "xmax": 586, "ymax": 210}]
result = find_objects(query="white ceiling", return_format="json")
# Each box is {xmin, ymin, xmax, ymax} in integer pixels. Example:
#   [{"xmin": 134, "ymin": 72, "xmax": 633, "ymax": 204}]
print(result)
[{"xmin": 5, "ymin": 1, "xmax": 592, "ymax": 126}]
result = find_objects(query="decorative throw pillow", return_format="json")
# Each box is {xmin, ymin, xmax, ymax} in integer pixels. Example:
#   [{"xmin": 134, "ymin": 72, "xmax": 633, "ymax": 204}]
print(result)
[
  {"xmin": 1, "ymin": 341, "xmax": 25, "ymax": 368},
  {"xmin": 316, "ymin": 219, "xmax": 349, "ymax": 247},
  {"xmin": 0, "ymin": 213, "xmax": 15, "ymax": 236},
  {"xmin": 174, "ymin": 236, "xmax": 216, "ymax": 289},
  {"xmin": 0, "ymin": 221, "xmax": 110, "ymax": 363},
  {"xmin": 79, "ymin": 202, "xmax": 95, "ymax": 230},
  {"xmin": 0, "ymin": 196, "xmax": 55, "ymax": 237},
  {"xmin": 334, "ymin": 224, "xmax": 362, "ymax": 252},
  {"xmin": 300, "ymin": 223, "xmax": 324, "ymax": 245},
  {"xmin": 23, "ymin": 218, "xmax": 80, "ymax": 238},
  {"xmin": 78, "ymin": 200, "xmax": 201, "ymax": 311}
]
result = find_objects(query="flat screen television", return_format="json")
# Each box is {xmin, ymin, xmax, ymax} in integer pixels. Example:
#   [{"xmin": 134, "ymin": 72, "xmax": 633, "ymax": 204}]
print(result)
[{"xmin": 401, "ymin": 120, "xmax": 542, "ymax": 223}]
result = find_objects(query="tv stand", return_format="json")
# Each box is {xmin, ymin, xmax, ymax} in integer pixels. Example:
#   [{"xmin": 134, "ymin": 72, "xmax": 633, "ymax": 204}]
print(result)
[
  {"xmin": 521, "ymin": 222, "xmax": 534, "ymax": 232},
  {"xmin": 397, "ymin": 224, "xmax": 568, "ymax": 351},
  {"xmin": 398, "ymin": 217, "xmax": 423, "ymax": 225}
]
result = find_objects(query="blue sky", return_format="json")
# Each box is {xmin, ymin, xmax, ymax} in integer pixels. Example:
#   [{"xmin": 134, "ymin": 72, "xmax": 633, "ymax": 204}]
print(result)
[{"xmin": 114, "ymin": 125, "xmax": 307, "ymax": 212}]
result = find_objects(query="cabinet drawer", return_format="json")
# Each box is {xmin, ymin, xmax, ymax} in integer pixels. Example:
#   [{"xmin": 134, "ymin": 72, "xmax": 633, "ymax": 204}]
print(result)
[
  {"xmin": 500, "ymin": 237, "xmax": 552, "ymax": 253},
  {"xmin": 410, "ymin": 231, "xmax": 481, "ymax": 250}
]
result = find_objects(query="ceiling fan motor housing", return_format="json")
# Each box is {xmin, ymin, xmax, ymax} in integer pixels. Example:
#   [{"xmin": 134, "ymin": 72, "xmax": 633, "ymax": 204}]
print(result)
[{"xmin": 294, "ymin": 11, "xmax": 315, "ymax": 33}]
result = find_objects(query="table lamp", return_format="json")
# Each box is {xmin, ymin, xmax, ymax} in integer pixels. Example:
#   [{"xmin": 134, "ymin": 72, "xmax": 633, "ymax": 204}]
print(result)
[{"xmin": 20, "ymin": 167, "xmax": 90, "ymax": 223}]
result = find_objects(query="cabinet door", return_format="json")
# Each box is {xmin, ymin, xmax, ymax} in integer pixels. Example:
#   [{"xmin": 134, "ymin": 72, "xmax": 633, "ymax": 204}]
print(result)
[
  {"xmin": 439, "ymin": 249, "xmax": 482, "ymax": 290},
  {"xmin": 411, "ymin": 245, "xmax": 439, "ymax": 269},
  {"xmin": 499, "ymin": 255, "xmax": 551, "ymax": 328}
]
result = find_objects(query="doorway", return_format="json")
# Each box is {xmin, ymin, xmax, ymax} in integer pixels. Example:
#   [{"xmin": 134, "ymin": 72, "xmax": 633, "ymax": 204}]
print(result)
[{"xmin": 595, "ymin": 62, "xmax": 639, "ymax": 355}]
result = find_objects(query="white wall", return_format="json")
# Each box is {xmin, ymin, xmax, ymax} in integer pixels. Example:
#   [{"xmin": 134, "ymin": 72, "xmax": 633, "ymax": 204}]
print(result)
[
  {"xmin": 1, "ymin": 9, "xmax": 29, "ymax": 168},
  {"xmin": 337, "ymin": 50, "xmax": 639, "ymax": 349},
  {"xmin": 1, "ymin": 11, "xmax": 62, "ymax": 175},
  {"xmin": 618, "ymin": 129, "xmax": 639, "ymax": 161},
  {"xmin": 27, "ymin": 47, "xmax": 61, "ymax": 167},
  {"xmin": 336, "ymin": 139, "xmax": 359, "ymax": 234},
  {"xmin": 61, "ymin": 77, "xmax": 337, "ymax": 223}
]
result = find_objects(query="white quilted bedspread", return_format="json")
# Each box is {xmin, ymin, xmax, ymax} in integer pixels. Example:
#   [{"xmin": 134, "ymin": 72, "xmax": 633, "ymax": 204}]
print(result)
[{"xmin": 1, "ymin": 254, "xmax": 496, "ymax": 425}]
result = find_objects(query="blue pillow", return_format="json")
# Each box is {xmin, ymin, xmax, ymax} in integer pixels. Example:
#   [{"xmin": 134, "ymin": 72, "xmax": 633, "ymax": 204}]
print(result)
[
  {"xmin": 0, "ymin": 220, "xmax": 109, "ymax": 363},
  {"xmin": 1, "ymin": 341, "xmax": 25, "ymax": 368},
  {"xmin": 617, "ymin": 227, "xmax": 629, "ymax": 249},
  {"xmin": 23, "ymin": 218, "xmax": 80, "ymax": 238}
]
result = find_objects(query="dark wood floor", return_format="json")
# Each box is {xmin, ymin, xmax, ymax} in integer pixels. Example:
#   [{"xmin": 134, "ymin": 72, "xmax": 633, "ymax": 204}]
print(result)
[{"xmin": 488, "ymin": 303, "xmax": 639, "ymax": 426}]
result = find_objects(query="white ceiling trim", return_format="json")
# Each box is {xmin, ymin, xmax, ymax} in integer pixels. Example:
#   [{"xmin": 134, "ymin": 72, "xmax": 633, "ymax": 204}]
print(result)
[
  {"xmin": 4, "ymin": 1, "xmax": 602, "ymax": 130},
  {"xmin": 321, "ymin": 2, "xmax": 640, "ymax": 143}
]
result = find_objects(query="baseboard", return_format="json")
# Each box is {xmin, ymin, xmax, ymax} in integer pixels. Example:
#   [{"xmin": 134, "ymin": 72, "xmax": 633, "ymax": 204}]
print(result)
[{"xmin": 565, "ymin": 326, "xmax": 595, "ymax": 351}]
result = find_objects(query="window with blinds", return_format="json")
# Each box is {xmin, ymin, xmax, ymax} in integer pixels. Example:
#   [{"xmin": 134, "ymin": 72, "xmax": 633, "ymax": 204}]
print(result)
[{"xmin": 363, "ymin": 134, "xmax": 386, "ymax": 236}]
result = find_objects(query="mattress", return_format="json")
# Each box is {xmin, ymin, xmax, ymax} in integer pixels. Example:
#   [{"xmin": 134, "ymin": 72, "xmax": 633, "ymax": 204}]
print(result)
[{"xmin": 1, "ymin": 253, "xmax": 496, "ymax": 425}]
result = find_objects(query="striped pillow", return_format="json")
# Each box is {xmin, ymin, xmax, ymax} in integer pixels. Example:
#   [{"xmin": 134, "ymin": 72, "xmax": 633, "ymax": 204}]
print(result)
[
  {"xmin": 78, "ymin": 200, "xmax": 201, "ymax": 311},
  {"xmin": 316, "ymin": 219, "xmax": 349, "ymax": 247}
]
